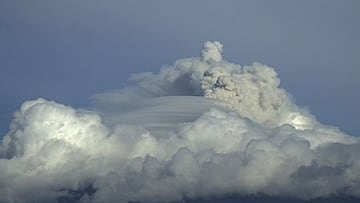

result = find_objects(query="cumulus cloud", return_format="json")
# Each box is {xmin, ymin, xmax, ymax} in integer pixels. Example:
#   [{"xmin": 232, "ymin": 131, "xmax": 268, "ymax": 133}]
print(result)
[{"xmin": 1, "ymin": 41, "xmax": 360, "ymax": 203}]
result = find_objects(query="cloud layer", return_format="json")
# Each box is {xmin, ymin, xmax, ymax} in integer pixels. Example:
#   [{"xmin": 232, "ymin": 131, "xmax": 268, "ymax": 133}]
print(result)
[{"xmin": 1, "ymin": 42, "xmax": 360, "ymax": 203}]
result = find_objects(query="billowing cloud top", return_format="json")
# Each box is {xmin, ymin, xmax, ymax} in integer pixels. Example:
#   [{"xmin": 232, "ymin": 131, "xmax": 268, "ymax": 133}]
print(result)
[{"xmin": 1, "ymin": 42, "xmax": 360, "ymax": 203}]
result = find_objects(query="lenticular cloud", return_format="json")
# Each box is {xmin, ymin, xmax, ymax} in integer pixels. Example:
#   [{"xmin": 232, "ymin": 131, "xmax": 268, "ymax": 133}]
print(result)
[{"xmin": 1, "ymin": 42, "xmax": 360, "ymax": 203}]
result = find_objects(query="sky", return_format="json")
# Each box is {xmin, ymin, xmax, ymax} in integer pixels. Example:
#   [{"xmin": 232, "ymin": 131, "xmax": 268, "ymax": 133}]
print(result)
[
  {"xmin": 0, "ymin": 1, "xmax": 360, "ymax": 203},
  {"xmin": 1, "ymin": 0, "xmax": 359, "ymax": 136}
]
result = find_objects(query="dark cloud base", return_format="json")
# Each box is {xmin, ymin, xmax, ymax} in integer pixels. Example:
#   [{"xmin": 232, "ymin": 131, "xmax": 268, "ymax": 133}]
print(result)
[
  {"xmin": 131, "ymin": 194, "xmax": 360, "ymax": 203},
  {"xmin": 56, "ymin": 187, "xmax": 360, "ymax": 203},
  {"xmin": 57, "ymin": 184, "xmax": 96, "ymax": 203},
  {"xmin": 184, "ymin": 195, "xmax": 360, "ymax": 203},
  {"xmin": 57, "ymin": 189, "xmax": 360, "ymax": 203}
]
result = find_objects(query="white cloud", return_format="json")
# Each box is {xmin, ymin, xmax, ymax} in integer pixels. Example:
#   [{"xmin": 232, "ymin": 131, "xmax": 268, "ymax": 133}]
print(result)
[{"xmin": 1, "ymin": 42, "xmax": 359, "ymax": 202}]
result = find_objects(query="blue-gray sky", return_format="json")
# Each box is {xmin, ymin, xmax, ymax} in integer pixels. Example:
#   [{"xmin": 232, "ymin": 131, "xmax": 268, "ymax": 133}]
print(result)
[{"xmin": 0, "ymin": 0, "xmax": 359, "ymax": 137}]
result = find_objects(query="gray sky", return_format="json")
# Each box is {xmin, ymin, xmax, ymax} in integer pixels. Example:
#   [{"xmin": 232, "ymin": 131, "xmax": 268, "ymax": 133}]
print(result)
[{"xmin": 0, "ymin": 0, "xmax": 359, "ymax": 136}]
